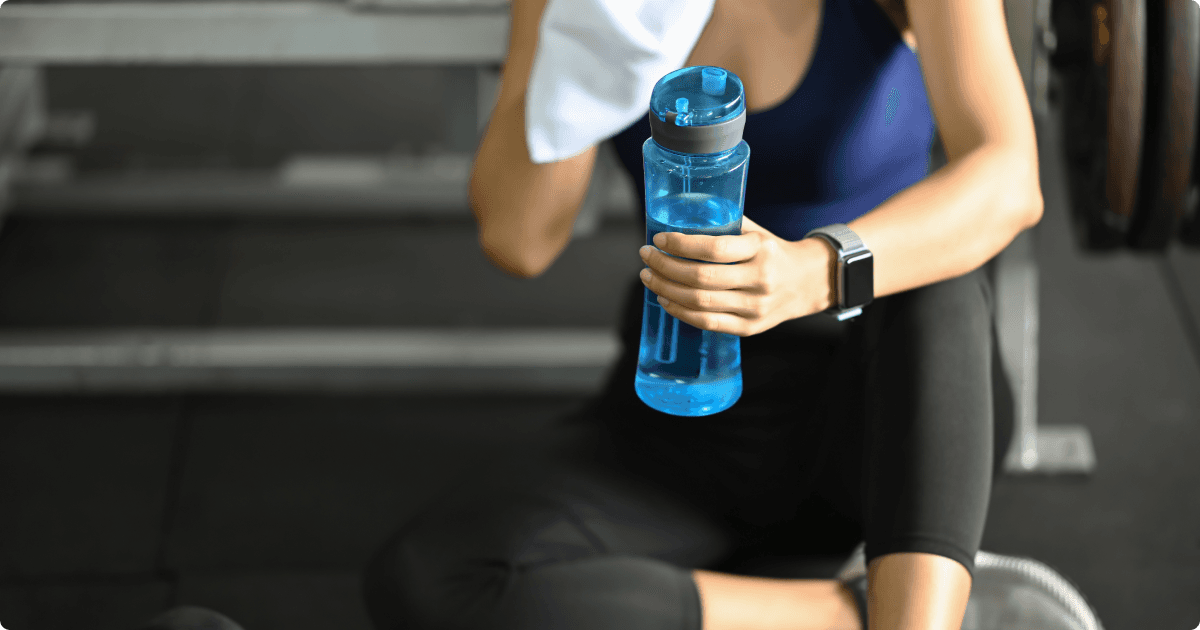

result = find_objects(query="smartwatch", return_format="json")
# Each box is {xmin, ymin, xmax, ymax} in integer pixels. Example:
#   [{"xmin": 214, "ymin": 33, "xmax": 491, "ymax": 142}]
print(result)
[{"xmin": 803, "ymin": 224, "xmax": 874, "ymax": 321}]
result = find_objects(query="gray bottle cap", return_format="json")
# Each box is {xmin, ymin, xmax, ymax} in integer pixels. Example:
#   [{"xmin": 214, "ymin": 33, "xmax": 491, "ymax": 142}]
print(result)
[{"xmin": 649, "ymin": 108, "xmax": 747, "ymax": 155}]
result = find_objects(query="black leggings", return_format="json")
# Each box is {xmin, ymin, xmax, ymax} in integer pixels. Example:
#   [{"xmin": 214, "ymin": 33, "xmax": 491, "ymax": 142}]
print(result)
[{"xmin": 363, "ymin": 264, "xmax": 1014, "ymax": 630}]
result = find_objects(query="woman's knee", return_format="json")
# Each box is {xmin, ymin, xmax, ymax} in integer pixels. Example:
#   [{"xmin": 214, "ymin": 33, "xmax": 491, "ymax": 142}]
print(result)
[
  {"xmin": 362, "ymin": 518, "xmax": 438, "ymax": 630},
  {"xmin": 363, "ymin": 510, "xmax": 501, "ymax": 630},
  {"xmin": 361, "ymin": 462, "xmax": 594, "ymax": 630}
]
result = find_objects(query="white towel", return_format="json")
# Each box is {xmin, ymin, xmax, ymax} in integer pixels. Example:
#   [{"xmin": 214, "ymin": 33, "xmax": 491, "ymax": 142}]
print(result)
[{"xmin": 524, "ymin": 0, "xmax": 716, "ymax": 164}]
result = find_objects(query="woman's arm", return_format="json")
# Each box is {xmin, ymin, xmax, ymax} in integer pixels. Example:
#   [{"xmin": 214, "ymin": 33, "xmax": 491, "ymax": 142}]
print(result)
[
  {"xmin": 862, "ymin": 2, "xmax": 1037, "ymax": 627},
  {"xmin": 470, "ymin": 0, "xmax": 599, "ymax": 278},
  {"xmin": 832, "ymin": 0, "xmax": 1044, "ymax": 301}
]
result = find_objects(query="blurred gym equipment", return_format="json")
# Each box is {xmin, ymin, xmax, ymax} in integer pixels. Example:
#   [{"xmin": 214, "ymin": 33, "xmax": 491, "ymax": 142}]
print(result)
[{"xmin": 1054, "ymin": 0, "xmax": 1200, "ymax": 250}]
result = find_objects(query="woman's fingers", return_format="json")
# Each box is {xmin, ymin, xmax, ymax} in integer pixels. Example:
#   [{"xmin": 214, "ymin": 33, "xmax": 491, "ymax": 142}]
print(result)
[
  {"xmin": 639, "ymin": 267, "xmax": 761, "ymax": 318},
  {"xmin": 658, "ymin": 296, "xmax": 753, "ymax": 337},
  {"xmin": 638, "ymin": 245, "xmax": 749, "ymax": 291},
  {"xmin": 652, "ymin": 230, "xmax": 759, "ymax": 264},
  {"xmin": 634, "ymin": 219, "xmax": 805, "ymax": 337}
]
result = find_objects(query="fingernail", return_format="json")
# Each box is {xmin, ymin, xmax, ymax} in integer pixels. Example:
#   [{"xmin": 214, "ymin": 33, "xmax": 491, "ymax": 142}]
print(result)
[
  {"xmin": 639, "ymin": 245, "xmax": 652, "ymax": 259},
  {"xmin": 640, "ymin": 268, "xmax": 651, "ymax": 282}
]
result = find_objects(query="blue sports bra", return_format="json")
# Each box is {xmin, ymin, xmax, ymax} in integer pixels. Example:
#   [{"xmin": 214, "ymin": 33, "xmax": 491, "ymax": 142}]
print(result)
[{"xmin": 608, "ymin": 0, "xmax": 936, "ymax": 242}]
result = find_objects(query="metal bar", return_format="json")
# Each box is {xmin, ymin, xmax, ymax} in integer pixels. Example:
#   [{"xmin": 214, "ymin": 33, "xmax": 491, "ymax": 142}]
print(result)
[
  {"xmin": 994, "ymin": 226, "xmax": 1097, "ymax": 476},
  {"xmin": 1, "ymin": 65, "xmax": 46, "ymax": 220},
  {"xmin": 993, "ymin": 228, "xmax": 1041, "ymax": 472},
  {"xmin": 989, "ymin": 222, "xmax": 1042, "ymax": 473},
  {"xmin": 0, "ymin": 327, "xmax": 620, "ymax": 393},
  {"xmin": 1016, "ymin": 233, "xmax": 1043, "ymax": 470},
  {"xmin": 1032, "ymin": 0, "xmax": 1054, "ymax": 119},
  {"xmin": 0, "ymin": 66, "xmax": 46, "ymax": 156},
  {"xmin": 0, "ymin": 2, "xmax": 510, "ymax": 65}
]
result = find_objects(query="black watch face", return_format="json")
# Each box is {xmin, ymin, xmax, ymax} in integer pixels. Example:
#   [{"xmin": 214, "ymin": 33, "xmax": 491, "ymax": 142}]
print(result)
[{"xmin": 843, "ymin": 252, "xmax": 874, "ymax": 308}]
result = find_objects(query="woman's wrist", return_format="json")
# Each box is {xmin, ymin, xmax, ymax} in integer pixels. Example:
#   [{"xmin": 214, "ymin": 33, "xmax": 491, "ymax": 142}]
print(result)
[{"xmin": 794, "ymin": 236, "xmax": 839, "ymax": 315}]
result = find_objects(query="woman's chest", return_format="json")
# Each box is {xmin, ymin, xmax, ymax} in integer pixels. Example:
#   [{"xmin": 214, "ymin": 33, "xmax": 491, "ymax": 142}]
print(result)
[{"xmin": 684, "ymin": 0, "xmax": 915, "ymax": 114}]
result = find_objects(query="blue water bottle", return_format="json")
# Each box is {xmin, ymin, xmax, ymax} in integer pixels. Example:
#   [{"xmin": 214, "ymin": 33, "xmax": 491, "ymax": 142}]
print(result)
[{"xmin": 635, "ymin": 66, "xmax": 750, "ymax": 417}]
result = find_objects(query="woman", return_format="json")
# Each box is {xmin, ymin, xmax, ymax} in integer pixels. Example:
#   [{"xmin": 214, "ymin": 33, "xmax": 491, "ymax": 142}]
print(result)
[{"xmin": 365, "ymin": 0, "xmax": 1042, "ymax": 627}]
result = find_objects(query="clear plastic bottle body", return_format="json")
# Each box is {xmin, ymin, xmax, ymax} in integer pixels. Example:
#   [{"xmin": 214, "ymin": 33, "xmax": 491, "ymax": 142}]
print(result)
[{"xmin": 636, "ymin": 138, "xmax": 750, "ymax": 416}]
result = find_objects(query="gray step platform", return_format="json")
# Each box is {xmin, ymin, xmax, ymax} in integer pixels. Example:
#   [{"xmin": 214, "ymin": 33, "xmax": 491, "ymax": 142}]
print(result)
[
  {"xmin": 0, "ymin": 328, "xmax": 620, "ymax": 394},
  {"xmin": 0, "ymin": 1, "xmax": 510, "ymax": 65}
]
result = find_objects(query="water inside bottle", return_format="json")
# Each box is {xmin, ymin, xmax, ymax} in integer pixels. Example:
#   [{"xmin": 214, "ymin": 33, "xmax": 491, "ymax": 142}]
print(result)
[{"xmin": 636, "ymin": 192, "xmax": 744, "ymax": 416}]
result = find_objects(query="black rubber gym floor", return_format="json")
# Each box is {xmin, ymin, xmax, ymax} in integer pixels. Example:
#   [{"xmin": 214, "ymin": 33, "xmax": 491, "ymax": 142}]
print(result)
[{"xmin": 0, "ymin": 85, "xmax": 1197, "ymax": 630}]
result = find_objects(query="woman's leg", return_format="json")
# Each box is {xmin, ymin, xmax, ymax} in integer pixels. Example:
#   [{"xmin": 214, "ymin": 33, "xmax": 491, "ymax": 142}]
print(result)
[
  {"xmin": 691, "ymin": 569, "xmax": 863, "ymax": 630},
  {"xmin": 362, "ymin": 419, "xmax": 733, "ymax": 630},
  {"xmin": 363, "ymin": 273, "xmax": 880, "ymax": 630},
  {"xmin": 813, "ymin": 264, "xmax": 1009, "ymax": 629},
  {"xmin": 860, "ymin": 264, "xmax": 1002, "ymax": 574},
  {"xmin": 363, "ymin": 411, "xmax": 868, "ymax": 630}
]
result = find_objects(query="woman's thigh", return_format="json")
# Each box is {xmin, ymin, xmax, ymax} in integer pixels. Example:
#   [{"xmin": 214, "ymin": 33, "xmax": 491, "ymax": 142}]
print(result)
[
  {"xmin": 812, "ymin": 264, "xmax": 1010, "ymax": 579},
  {"xmin": 591, "ymin": 275, "xmax": 873, "ymax": 556},
  {"xmin": 363, "ymin": 419, "xmax": 734, "ymax": 630}
]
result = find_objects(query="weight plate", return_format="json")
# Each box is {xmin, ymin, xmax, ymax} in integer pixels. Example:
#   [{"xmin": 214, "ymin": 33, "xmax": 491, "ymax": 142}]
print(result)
[
  {"xmin": 1180, "ymin": 186, "xmax": 1199, "ymax": 246},
  {"xmin": 1105, "ymin": 0, "xmax": 1145, "ymax": 231},
  {"xmin": 1065, "ymin": 60, "xmax": 1126, "ymax": 249},
  {"xmin": 1049, "ymin": 0, "xmax": 1090, "ymax": 69},
  {"xmin": 1184, "ymin": 13, "xmax": 1200, "ymax": 247},
  {"xmin": 1127, "ymin": 0, "xmax": 1200, "ymax": 249},
  {"xmin": 1058, "ymin": 0, "xmax": 1133, "ymax": 250}
]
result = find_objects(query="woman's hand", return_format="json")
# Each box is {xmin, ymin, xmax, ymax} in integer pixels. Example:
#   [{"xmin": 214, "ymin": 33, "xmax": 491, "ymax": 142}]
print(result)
[{"xmin": 638, "ymin": 216, "xmax": 837, "ymax": 337}]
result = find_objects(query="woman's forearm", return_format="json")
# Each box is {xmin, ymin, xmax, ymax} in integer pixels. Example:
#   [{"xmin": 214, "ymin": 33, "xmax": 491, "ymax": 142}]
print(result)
[
  {"xmin": 843, "ymin": 144, "xmax": 1044, "ymax": 301},
  {"xmin": 470, "ymin": 98, "xmax": 598, "ymax": 278}
]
